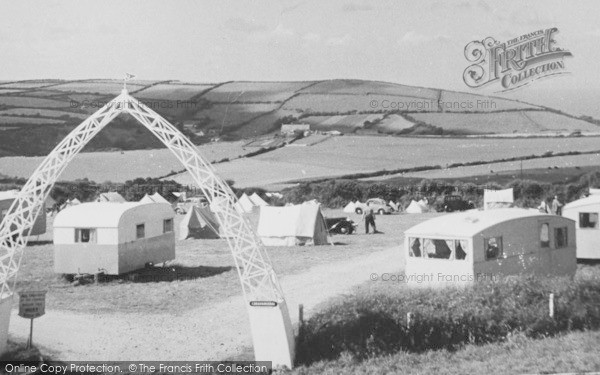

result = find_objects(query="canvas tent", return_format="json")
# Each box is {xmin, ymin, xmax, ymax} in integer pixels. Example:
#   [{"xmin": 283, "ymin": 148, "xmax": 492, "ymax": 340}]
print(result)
[
  {"xmin": 404, "ymin": 208, "xmax": 576, "ymax": 287},
  {"xmin": 60, "ymin": 198, "xmax": 81, "ymax": 211},
  {"xmin": 249, "ymin": 193, "xmax": 269, "ymax": 207},
  {"xmin": 405, "ymin": 200, "xmax": 427, "ymax": 214},
  {"xmin": 96, "ymin": 192, "xmax": 126, "ymax": 203},
  {"xmin": 589, "ymin": 188, "xmax": 600, "ymax": 196},
  {"xmin": 563, "ymin": 195, "xmax": 600, "ymax": 260},
  {"xmin": 235, "ymin": 193, "xmax": 256, "ymax": 213},
  {"xmin": 179, "ymin": 205, "xmax": 222, "ymax": 240},
  {"xmin": 343, "ymin": 201, "xmax": 357, "ymax": 213},
  {"xmin": 140, "ymin": 192, "xmax": 170, "ymax": 205},
  {"xmin": 483, "ymin": 188, "xmax": 514, "ymax": 210},
  {"xmin": 257, "ymin": 203, "xmax": 329, "ymax": 246}
]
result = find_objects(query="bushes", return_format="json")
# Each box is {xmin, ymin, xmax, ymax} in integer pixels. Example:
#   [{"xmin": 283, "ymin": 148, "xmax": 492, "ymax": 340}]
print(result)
[{"xmin": 295, "ymin": 274, "xmax": 600, "ymax": 365}]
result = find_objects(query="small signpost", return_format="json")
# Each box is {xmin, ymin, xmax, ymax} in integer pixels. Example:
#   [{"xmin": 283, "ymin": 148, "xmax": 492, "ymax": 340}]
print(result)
[{"xmin": 18, "ymin": 290, "xmax": 46, "ymax": 349}]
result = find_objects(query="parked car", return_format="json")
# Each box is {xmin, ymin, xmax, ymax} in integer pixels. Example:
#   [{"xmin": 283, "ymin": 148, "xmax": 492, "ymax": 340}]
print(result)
[
  {"xmin": 355, "ymin": 198, "xmax": 393, "ymax": 215},
  {"xmin": 325, "ymin": 217, "xmax": 357, "ymax": 234},
  {"xmin": 441, "ymin": 195, "xmax": 475, "ymax": 212}
]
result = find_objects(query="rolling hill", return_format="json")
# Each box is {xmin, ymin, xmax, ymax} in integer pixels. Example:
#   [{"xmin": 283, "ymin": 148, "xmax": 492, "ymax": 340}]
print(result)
[{"xmin": 0, "ymin": 79, "xmax": 598, "ymax": 157}]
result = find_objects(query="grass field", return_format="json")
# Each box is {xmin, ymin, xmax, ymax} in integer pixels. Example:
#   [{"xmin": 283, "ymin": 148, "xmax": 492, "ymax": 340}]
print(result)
[
  {"xmin": 204, "ymin": 81, "xmax": 315, "ymax": 103},
  {"xmin": 0, "ymin": 141, "xmax": 250, "ymax": 182},
  {"xmin": 50, "ymin": 81, "xmax": 146, "ymax": 95},
  {"xmin": 0, "ymin": 116, "xmax": 65, "ymax": 125},
  {"xmin": 2, "ymin": 135, "xmax": 600, "ymax": 188},
  {"xmin": 298, "ymin": 79, "xmax": 440, "ymax": 99},
  {"xmin": 0, "ymin": 108, "xmax": 87, "ymax": 119},
  {"xmin": 0, "ymin": 96, "xmax": 66, "ymax": 108},
  {"xmin": 16, "ymin": 209, "xmax": 425, "ymax": 315},
  {"xmin": 411, "ymin": 111, "xmax": 599, "ymax": 134},
  {"xmin": 394, "ymin": 153, "xmax": 600, "ymax": 181},
  {"xmin": 439, "ymin": 90, "xmax": 539, "ymax": 111},
  {"xmin": 135, "ymin": 83, "xmax": 214, "ymax": 100},
  {"xmin": 193, "ymin": 103, "xmax": 280, "ymax": 130},
  {"xmin": 288, "ymin": 329, "xmax": 600, "ymax": 374}
]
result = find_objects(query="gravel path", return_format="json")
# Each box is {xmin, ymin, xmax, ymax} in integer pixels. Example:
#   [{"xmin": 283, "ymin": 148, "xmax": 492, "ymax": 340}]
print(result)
[{"xmin": 8, "ymin": 244, "xmax": 403, "ymax": 361}]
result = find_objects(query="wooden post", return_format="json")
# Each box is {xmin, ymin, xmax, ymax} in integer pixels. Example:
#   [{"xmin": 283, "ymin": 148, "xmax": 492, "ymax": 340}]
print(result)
[
  {"xmin": 298, "ymin": 304, "xmax": 304, "ymax": 326},
  {"xmin": 27, "ymin": 318, "xmax": 33, "ymax": 349},
  {"xmin": 549, "ymin": 293, "xmax": 554, "ymax": 318}
]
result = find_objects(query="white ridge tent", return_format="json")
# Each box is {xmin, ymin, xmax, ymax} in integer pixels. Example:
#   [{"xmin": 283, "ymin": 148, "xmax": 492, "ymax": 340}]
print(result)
[
  {"xmin": 257, "ymin": 203, "xmax": 329, "ymax": 246},
  {"xmin": 179, "ymin": 205, "xmax": 221, "ymax": 240},
  {"xmin": 405, "ymin": 200, "xmax": 426, "ymax": 214},
  {"xmin": 483, "ymin": 188, "xmax": 514, "ymax": 210},
  {"xmin": 235, "ymin": 193, "xmax": 255, "ymax": 213},
  {"xmin": 96, "ymin": 192, "xmax": 126, "ymax": 203},
  {"xmin": 589, "ymin": 188, "xmax": 600, "ymax": 196},
  {"xmin": 250, "ymin": 193, "xmax": 269, "ymax": 207},
  {"xmin": 140, "ymin": 192, "xmax": 170, "ymax": 205},
  {"xmin": 343, "ymin": 201, "xmax": 357, "ymax": 213}
]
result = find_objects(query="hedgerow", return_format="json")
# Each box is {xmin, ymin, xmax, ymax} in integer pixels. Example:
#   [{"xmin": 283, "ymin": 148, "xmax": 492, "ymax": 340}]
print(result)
[{"xmin": 295, "ymin": 274, "xmax": 600, "ymax": 365}]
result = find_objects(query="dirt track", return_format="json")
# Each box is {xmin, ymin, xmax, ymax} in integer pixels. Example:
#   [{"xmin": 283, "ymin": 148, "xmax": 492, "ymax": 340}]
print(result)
[{"xmin": 9, "ymin": 244, "xmax": 404, "ymax": 361}]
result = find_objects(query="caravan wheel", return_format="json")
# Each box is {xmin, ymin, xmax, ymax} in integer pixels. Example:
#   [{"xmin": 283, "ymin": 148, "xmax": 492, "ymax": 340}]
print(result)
[{"xmin": 355, "ymin": 208, "xmax": 363, "ymax": 215}]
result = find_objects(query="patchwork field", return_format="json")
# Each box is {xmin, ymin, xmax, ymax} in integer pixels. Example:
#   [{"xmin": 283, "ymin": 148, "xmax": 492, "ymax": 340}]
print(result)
[
  {"xmin": 169, "ymin": 135, "xmax": 600, "ymax": 188},
  {"xmin": 298, "ymin": 79, "xmax": 440, "ymax": 99},
  {"xmin": 411, "ymin": 111, "xmax": 600, "ymax": 135},
  {"xmin": 204, "ymin": 81, "xmax": 315, "ymax": 103},
  {"xmin": 0, "ymin": 79, "xmax": 597, "ymax": 157},
  {"xmin": 50, "ymin": 81, "xmax": 146, "ymax": 95},
  {"xmin": 135, "ymin": 83, "xmax": 214, "ymax": 100},
  {"xmin": 0, "ymin": 116, "xmax": 65, "ymax": 125},
  {"xmin": 393, "ymin": 153, "xmax": 600, "ymax": 181},
  {"xmin": 0, "ymin": 108, "xmax": 87, "ymax": 119},
  {"xmin": 301, "ymin": 114, "xmax": 384, "ymax": 131}
]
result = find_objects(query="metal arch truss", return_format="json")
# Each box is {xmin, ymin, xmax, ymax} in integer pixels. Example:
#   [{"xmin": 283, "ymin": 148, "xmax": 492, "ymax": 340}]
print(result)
[{"xmin": 0, "ymin": 89, "xmax": 285, "ymax": 303}]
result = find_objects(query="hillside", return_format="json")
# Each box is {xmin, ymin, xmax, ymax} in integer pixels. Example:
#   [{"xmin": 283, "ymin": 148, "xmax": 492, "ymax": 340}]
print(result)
[{"xmin": 0, "ymin": 79, "xmax": 598, "ymax": 156}]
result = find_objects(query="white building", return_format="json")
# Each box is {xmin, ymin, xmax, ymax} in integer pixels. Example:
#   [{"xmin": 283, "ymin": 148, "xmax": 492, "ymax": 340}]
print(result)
[{"xmin": 53, "ymin": 202, "xmax": 175, "ymax": 275}]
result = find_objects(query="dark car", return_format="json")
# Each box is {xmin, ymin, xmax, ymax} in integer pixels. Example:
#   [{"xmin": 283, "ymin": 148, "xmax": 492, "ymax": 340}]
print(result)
[
  {"xmin": 325, "ymin": 217, "xmax": 357, "ymax": 234},
  {"xmin": 442, "ymin": 195, "xmax": 475, "ymax": 212}
]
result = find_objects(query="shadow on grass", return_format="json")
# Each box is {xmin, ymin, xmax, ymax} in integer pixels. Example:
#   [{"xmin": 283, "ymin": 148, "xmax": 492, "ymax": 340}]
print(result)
[
  {"xmin": 64, "ymin": 265, "xmax": 234, "ymax": 284},
  {"xmin": 25, "ymin": 240, "xmax": 53, "ymax": 246}
]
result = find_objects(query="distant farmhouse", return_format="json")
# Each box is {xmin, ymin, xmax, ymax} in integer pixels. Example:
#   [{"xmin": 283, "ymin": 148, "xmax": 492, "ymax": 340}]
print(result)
[{"xmin": 281, "ymin": 123, "xmax": 310, "ymax": 135}]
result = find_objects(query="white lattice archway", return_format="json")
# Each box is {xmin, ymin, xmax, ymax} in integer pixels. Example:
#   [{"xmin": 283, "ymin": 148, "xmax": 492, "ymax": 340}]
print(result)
[{"xmin": 0, "ymin": 89, "xmax": 295, "ymax": 367}]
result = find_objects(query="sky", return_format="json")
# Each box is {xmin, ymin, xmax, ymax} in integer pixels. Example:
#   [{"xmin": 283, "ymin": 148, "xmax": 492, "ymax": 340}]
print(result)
[{"xmin": 0, "ymin": 0, "xmax": 598, "ymax": 114}]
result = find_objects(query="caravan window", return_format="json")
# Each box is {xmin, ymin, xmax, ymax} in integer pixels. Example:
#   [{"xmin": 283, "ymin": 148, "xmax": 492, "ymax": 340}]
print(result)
[
  {"xmin": 455, "ymin": 240, "xmax": 468, "ymax": 260},
  {"xmin": 540, "ymin": 223, "xmax": 550, "ymax": 248},
  {"xmin": 410, "ymin": 238, "xmax": 468, "ymax": 260},
  {"xmin": 409, "ymin": 238, "xmax": 421, "ymax": 257},
  {"xmin": 555, "ymin": 227, "xmax": 568, "ymax": 248},
  {"xmin": 136, "ymin": 224, "xmax": 145, "ymax": 239},
  {"xmin": 424, "ymin": 239, "xmax": 452, "ymax": 259},
  {"xmin": 484, "ymin": 237, "xmax": 502, "ymax": 260},
  {"xmin": 75, "ymin": 228, "xmax": 96, "ymax": 243},
  {"xmin": 163, "ymin": 219, "xmax": 173, "ymax": 233},
  {"xmin": 579, "ymin": 213, "xmax": 598, "ymax": 229}
]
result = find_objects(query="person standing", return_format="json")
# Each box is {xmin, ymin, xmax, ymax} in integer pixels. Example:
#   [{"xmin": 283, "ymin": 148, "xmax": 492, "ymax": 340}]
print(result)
[
  {"xmin": 364, "ymin": 208, "xmax": 376, "ymax": 234},
  {"xmin": 551, "ymin": 195, "xmax": 563, "ymax": 216}
]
